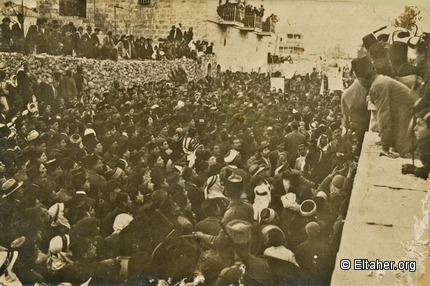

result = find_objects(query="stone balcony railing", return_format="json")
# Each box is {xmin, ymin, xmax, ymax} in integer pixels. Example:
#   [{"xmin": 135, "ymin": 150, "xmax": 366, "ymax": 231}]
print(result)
[
  {"xmin": 217, "ymin": 5, "xmax": 273, "ymax": 35},
  {"xmin": 244, "ymin": 13, "xmax": 262, "ymax": 30},
  {"xmin": 262, "ymin": 21, "xmax": 275, "ymax": 34}
]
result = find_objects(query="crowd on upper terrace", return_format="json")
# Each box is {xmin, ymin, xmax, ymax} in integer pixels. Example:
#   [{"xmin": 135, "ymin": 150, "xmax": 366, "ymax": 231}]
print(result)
[{"xmin": 0, "ymin": 15, "xmax": 213, "ymax": 62}]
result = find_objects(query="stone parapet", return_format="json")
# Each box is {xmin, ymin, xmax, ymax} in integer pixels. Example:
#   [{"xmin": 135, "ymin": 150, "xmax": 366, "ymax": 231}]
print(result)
[
  {"xmin": 331, "ymin": 131, "xmax": 430, "ymax": 286},
  {"xmin": 0, "ymin": 53, "xmax": 217, "ymax": 92}
]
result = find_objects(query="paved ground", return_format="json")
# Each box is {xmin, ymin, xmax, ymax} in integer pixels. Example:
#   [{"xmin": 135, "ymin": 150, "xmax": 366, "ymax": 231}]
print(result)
[{"xmin": 331, "ymin": 132, "xmax": 430, "ymax": 286}]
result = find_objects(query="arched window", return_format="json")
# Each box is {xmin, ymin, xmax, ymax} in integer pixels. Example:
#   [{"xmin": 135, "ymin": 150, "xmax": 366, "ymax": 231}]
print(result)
[{"xmin": 207, "ymin": 63, "xmax": 212, "ymax": 76}]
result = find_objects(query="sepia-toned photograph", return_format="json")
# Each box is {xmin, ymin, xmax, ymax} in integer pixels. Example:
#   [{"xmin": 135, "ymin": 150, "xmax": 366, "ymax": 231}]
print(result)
[{"xmin": 0, "ymin": 0, "xmax": 429, "ymax": 285}]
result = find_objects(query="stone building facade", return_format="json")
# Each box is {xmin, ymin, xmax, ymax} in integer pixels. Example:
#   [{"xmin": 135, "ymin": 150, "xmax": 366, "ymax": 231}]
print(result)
[{"xmin": 92, "ymin": 0, "xmax": 276, "ymax": 72}]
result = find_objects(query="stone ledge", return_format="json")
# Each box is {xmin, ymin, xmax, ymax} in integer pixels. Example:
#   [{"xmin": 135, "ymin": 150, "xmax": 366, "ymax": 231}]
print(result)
[
  {"xmin": 0, "ymin": 53, "xmax": 217, "ymax": 92},
  {"xmin": 331, "ymin": 132, "xmax": 430, "ymax": 286}
]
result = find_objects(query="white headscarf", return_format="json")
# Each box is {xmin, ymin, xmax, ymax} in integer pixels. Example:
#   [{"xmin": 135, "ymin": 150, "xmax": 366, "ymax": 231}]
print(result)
[
  {"xmin": 48, "ymin": 203, "xmax": 71, "ymax": 229},
  {"xmin": 47, "ymin": 235, "xmax": 73, "ymax": 274},
  {"xmin": 112, "ymin": 213, "xmax": 133, "ymax": 235}
]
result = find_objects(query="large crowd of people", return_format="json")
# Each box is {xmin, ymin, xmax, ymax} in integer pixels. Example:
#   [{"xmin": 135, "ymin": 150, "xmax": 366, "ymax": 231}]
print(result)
[
  {"xmin": 0, "ymin": 50, "xmax": 362, "ymax": 285},
  {"xmin": 0, "ymin": 16, "xmax": 429, "ymax": 286},
  {"xmin": 0, "ymin": 15, "xmax": 213, "ymax": 62}
]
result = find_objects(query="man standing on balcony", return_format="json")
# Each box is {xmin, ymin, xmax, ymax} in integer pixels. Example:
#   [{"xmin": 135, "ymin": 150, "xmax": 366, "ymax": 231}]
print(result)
[
  {"xmin": 258, "ymin": 5, "xmax": 265, "ymax": 18},
  {"xmin": 217, "ymin": 0, "xmax": 224, "ymax": 18}
]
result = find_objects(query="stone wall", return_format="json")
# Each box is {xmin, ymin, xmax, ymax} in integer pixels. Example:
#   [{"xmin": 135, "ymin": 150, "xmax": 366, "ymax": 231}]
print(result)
[
  {"xmin": 331, "ymin": 132, "xmax": 430, "ymax": 285},
  {"xmin": 204, "ymin": 23, "xmax": 276, "ymax": 73},
  {"xmin": 90, "ymin": 0, "xmax": 275, "ymax": 72},
  {"xmin": 93, "ymin": 0, "xmax": 216, "ymax": 41},
  {"xmin": 0, "ymin": 53, "xmax": 217, "ymax": 92}
]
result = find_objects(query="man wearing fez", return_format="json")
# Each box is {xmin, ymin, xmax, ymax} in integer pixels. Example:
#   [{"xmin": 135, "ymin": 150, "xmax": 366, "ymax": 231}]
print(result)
[{"xmin": 351, "ymin": 56, "xmax": 415, "ymax": 157}]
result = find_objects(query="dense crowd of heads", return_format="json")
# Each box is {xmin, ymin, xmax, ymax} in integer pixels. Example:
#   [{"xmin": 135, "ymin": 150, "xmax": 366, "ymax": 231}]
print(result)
[
  {"xmin": 0, "ymin": 50, "xmax": 361, "ymax": 285},
  {"xmin": 0, "ymin": 15, "xmax": 213, "ymax": 62}
]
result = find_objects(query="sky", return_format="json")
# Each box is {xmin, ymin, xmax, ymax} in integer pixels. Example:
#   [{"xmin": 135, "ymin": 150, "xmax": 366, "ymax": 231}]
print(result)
[
  {"xmin": 246, "ymin": 0, "xmax": 430, "ymax": 56},
  {"xmin": 10, "ymin": 0, "xmax": 37, "ymax": 9}
]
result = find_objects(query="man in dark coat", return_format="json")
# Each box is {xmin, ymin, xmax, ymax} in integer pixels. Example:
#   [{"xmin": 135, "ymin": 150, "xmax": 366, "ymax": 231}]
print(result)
[
  {"xmin": 0, "ymin": 17, "xmax": 12, "ymax": 47},
  {"xmin": 295, "ymin": 222, "xmax": 333, "ymax": 285},
  {"xmin": 26, "ymin": 18, "xmax": 49, "ymax": 54},
  {"xmin": 175, "ymin": 24, "xmax": 183, "ymax": 41},
  {"xmin": 284, "ymin": 121, "xmax": 307, "ymax": 167},
  {"xmin": 11, "ymin": 14, "xmax": 26, "ymax": 53},
  {"xmin": 38, "ymin": 75, "xmax": 58, "ymax": 104},
  {"xmin": 17, "ymin": 62, "xmax": 36, "ymax": 106},
  {"xmin": 167, "ymin": 26, "xmax": 176, "ymax": 40}
]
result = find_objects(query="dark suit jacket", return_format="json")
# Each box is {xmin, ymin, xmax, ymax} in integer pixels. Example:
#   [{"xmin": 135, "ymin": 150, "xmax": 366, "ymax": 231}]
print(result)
[
  {"xmin": 90, "ymin": 33, "xmax": 100, "ymax": 45},
  {"xmin": 0, "ymin": 23, "xmax": 12, "ymax": 44},
  {"xmin": 175, "ymin": 28, "xmax": 183, "ymax": 41},
  {"xmin": 11, "ymin": 23, "xmax": 24, "ymax": 39},
  {"xmin": 38, "ymin": 82, "xmax": 56, "ymax": 103},
  {"xmin": 26, "ymin": 25, "xmax": 49, "ymax": 53},
  {"xmin": 17, "ymin": 70, "xmax": 33, "ymax": 105}
]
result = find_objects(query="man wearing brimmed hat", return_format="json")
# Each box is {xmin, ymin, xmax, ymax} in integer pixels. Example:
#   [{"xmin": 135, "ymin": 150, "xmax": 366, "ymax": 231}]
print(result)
[
  {"xmin": 351, "ymin": 56, "xmax": 415, "ymax": 157},
  {"xmin": 0, "ymin": 250, "xmax": 21, "ymax": 285},
  {"xmin": 1, "ymin": 178, "xmax": 24, "ymax": 199}
]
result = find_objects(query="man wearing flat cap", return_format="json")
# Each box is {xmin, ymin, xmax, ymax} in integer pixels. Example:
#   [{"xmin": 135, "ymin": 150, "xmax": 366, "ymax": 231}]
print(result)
[{"xmin": 351, "ymin": 56, "xmax": 415, "ymax": 157}]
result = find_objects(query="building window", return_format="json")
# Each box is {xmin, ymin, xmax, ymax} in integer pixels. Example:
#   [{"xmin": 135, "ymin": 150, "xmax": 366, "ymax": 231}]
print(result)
[
  {"xmin": 138, "ymin": 0, "xmax": 151, "ymax": 5},
  {"xmin": 207, "ymin": 63, "xmax": 212, "ymax": 76}
]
